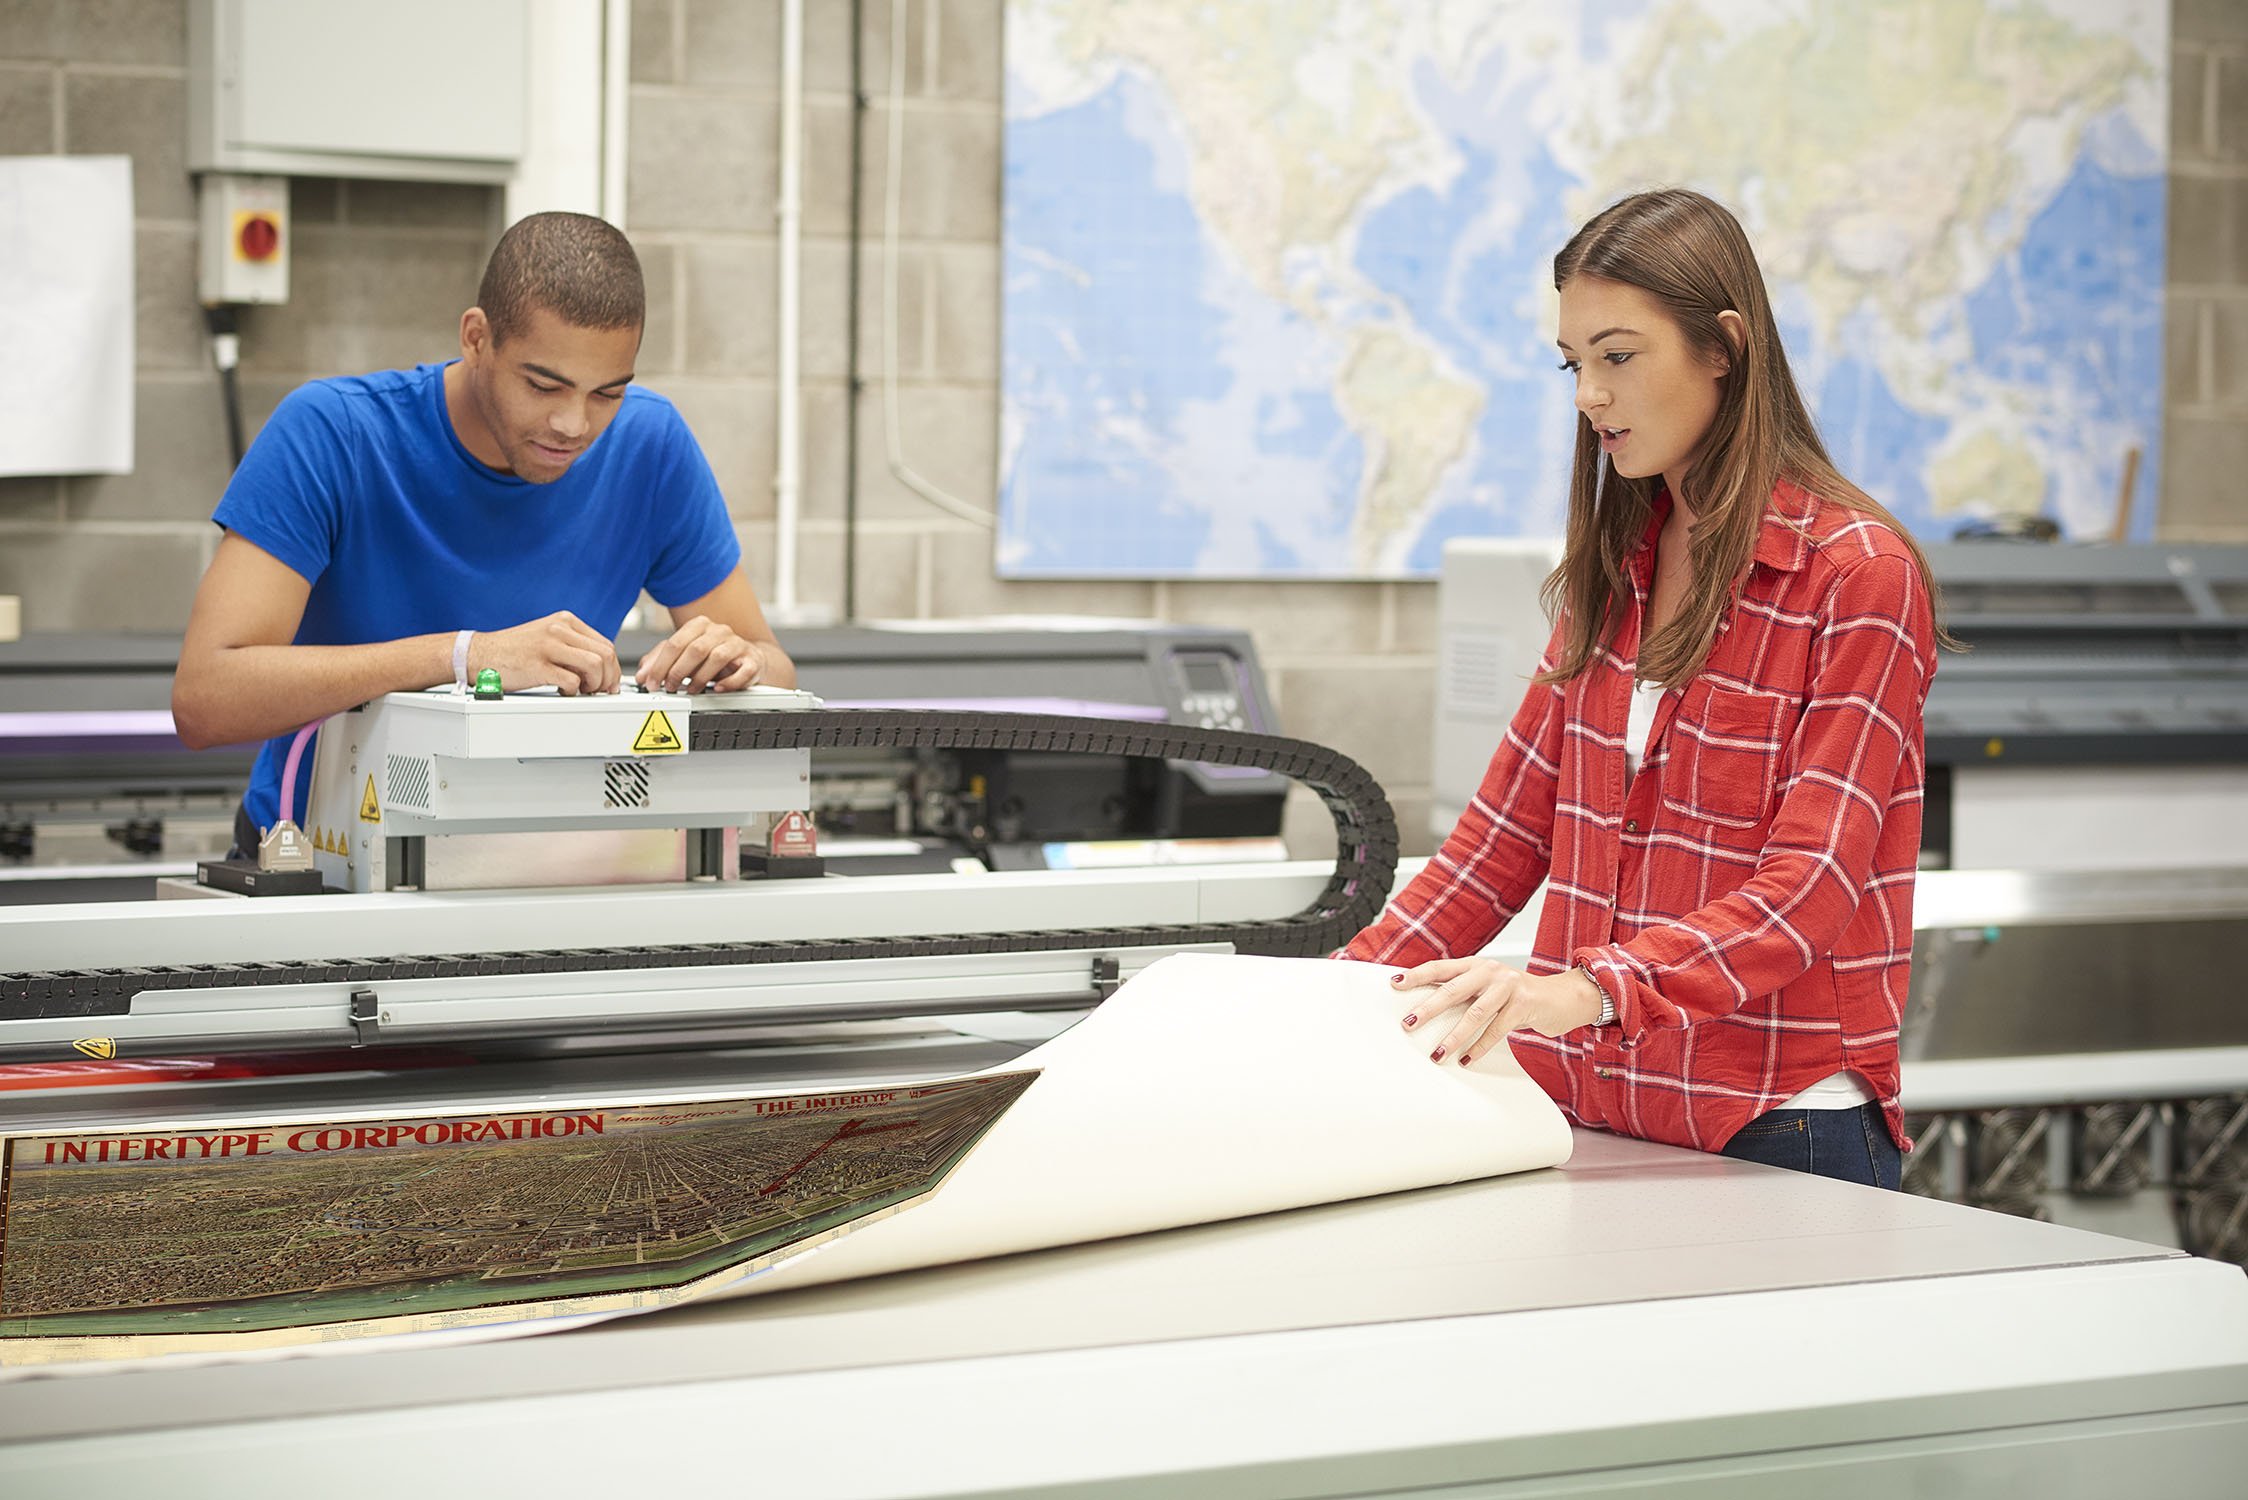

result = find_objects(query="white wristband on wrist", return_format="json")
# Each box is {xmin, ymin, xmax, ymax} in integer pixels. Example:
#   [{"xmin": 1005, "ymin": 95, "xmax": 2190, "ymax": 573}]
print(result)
[
  {"xmin": 452, "ymin": 629, "xmax": 475, "ymax": 693},
  {"xmin": 1578, "ymin": 962, "xmax": 1616, "ymax": 1027}
]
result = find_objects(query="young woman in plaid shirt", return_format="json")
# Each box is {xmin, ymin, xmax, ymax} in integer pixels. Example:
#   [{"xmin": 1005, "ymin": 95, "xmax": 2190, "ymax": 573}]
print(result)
[{"xmin": 1344, "ymin": 189, "xmax": 1942, "ymax": 1187}]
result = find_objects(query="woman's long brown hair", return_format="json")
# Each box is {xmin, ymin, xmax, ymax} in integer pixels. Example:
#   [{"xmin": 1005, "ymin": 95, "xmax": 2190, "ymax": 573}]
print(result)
[{"xmin": 1537, "ymin": 188, "xmax": 1947, "ymax": 688}]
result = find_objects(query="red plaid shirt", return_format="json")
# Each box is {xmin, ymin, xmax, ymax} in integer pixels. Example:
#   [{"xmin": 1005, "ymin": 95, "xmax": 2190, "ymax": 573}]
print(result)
[{"xmin": 1346, "ymin": 483, "xmax": 1935, "ymax": 1153}]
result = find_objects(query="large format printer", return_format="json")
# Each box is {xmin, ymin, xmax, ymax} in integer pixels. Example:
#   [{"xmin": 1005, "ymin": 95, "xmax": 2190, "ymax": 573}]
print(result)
[
  {"xmin": 0, "ymin": 633, "xmax": 246, "ymax": 904},
  {"xmin": 1436, "ymin": 540, "xmax": 2248, "ymax": 1254},
  {"xmin": 0, "ymin": 680, "xmax": 2243, "ymax": 1496},
  {"xmin": 731, "ymin": 621, "xmax": 1293, "ymax": 870},
  {"xmin": 0, "ymin": 621, "xmax": 1293, "ymax": 902}
]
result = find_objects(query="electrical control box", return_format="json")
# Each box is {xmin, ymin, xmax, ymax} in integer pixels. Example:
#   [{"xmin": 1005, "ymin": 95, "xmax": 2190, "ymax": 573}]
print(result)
[
  {"xmin": 197, "ymin": 173, "xmax": 289, "ymax": 305},
  {"xmin": 187, "ymin": 0, "xmax": 527, "ymax": 184}
]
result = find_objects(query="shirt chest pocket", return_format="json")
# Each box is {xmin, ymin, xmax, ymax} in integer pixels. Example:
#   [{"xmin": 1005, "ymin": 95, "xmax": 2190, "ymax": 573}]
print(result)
[{"xmin": 1660, "ymin": 686, "xmax": 1799, "ymax": 829}]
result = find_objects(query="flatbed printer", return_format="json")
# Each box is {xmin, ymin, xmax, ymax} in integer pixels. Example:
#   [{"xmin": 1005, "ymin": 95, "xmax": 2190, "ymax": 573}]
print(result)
[
  {"xmin": 1, "ymin": 682, "xmax": 2243, "ymax": 1494},
  {"xmin": 0, "ymin": 621, "xmax": 1292, "ymax": 902},
  {"xmin": 0, "ymin": 681, "xmax": 1387, "ymax": 1061}
]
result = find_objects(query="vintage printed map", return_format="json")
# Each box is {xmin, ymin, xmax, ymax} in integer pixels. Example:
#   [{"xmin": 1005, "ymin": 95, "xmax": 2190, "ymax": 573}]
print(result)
[{"xmin": 1, "ymin": 1073, "xmax": 1036, "ymax": 1357}]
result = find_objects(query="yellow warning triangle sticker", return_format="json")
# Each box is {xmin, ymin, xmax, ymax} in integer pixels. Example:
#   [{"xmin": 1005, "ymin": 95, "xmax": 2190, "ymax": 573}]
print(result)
[
  {"xmin": 359, "ymin": 775, "xmax": 382, "ymax": 822},
  {"xmin": 633, "ymin": 710, "xmax": 684, "ymax": 754},
  {"xmin": 73, "ymin": 1037, "xmax": 116, "ymax": 1060}
]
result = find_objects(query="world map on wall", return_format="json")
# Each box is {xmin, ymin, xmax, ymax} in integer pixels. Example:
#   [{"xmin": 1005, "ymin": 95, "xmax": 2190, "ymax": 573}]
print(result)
[{"xmin": 996, "ymin": 0, "xmax": 2168, "ymax": 579}]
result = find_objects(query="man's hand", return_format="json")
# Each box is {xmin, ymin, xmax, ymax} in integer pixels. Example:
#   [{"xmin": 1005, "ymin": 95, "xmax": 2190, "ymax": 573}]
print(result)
[
  {"xmin": 474, "ymin": 611, "xmax": 621, "ymax": 695},
  {"xmin": 1392, "ymin": 958, "xmax": 1604, "ymax": 1065},
  {"xmin": 635, "ymin": 615, "xmax": 764, "ymax": 694}
]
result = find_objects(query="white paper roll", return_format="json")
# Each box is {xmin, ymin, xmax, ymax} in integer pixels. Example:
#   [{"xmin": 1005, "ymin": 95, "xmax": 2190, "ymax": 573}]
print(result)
[{"xmin": 736, "ymin": 951, "xmax": 1574, "ymax": 1296}]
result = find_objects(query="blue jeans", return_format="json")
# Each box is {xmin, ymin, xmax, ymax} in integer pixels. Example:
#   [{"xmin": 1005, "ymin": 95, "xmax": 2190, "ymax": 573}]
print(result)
[{"xmin": 1719, "ymin": 1103, "xmax": 1901, "ymax": 1189}]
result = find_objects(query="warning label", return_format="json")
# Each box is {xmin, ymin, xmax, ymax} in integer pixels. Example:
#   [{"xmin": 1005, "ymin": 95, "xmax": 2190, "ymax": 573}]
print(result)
[
  {"xmin": 771, "ymin": 810, "xmax": 818, "ymax": 857},
  {"xmin": 633, "ymin": 711, "xmax": 684, "ymax": 754}
]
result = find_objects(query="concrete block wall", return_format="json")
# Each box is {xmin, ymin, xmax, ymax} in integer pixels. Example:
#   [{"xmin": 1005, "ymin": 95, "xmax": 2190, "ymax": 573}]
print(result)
[
  {"xmin": 2, "ymin": 0, "xmax": 2244, "ymax": 855},
  {"xmin": 2167, "ymin": 0, "xmax": 2248, "ymax": 538},
  {"xmin": 626, "ymin": 0, "xmax": 1430, "ymax": 850},
  {"xmin": 0, "ymin": 0, "xmax": 497, "ymax": 639}
]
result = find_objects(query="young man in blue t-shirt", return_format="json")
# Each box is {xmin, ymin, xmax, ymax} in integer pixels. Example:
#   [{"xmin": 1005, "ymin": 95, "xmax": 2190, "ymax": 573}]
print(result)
[{"xmin": 171, "ymin": 211, "xmax": 797, "ymax": 841}]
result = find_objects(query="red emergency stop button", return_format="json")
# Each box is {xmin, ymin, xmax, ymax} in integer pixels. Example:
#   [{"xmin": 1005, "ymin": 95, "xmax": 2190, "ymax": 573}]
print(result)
[{"xmin": 237, "ymin": 213, "xmax": 281, "ymax": 262}]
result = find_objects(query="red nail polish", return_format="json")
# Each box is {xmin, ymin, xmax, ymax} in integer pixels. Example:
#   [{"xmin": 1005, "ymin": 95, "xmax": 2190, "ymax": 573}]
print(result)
[
  {"xmin": 1429, "ymin": 1046, "xmax": 1445, "ymax": 1062},
  {"xmin": 1402, "ymin": 1013, "xmax": 1418, "ymax": 1027},
  {"xmin": 1458, "ymin": 1053, "xmax": 1473, "ymax": 1066}
]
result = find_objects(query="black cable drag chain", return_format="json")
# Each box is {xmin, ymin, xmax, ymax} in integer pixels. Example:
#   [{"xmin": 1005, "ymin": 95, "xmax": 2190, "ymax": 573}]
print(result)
[{"xmin": 0, "ymin": 710, "xmax": 1397, "ymax": 1027}]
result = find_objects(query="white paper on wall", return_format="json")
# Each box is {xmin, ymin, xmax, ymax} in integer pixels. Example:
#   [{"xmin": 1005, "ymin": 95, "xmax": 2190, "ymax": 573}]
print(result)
[{"xmin": 0, "ymin": 155, "xmax": 135, "ymax": 477}]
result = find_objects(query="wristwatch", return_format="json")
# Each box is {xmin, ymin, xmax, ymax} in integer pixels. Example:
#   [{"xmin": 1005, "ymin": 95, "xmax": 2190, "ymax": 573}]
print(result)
[{"xmin": 1576, "ymin": 962, "xmax": 1616, "ymax": 1027}]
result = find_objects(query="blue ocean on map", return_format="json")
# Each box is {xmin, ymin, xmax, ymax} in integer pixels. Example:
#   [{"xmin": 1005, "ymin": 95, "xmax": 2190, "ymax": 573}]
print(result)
[{"xmin": 1001, "ymin": 76, "xmax": 1225, "ymax": 573}]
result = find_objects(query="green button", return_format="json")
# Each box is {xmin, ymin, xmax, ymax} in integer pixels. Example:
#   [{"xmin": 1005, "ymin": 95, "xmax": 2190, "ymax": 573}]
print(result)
[{"xmin": 473, "ymin": 668, "xmax": 503, "ymax": 700}]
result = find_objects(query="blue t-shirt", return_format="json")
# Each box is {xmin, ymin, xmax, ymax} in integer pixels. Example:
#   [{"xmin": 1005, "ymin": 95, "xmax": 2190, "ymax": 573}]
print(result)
[{"xmin": 212, "ymin": 361, "xmax": 741, "ymax": 831}]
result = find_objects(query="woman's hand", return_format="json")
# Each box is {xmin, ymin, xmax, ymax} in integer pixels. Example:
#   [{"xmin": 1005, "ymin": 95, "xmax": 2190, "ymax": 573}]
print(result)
[{"xmin": 1392, "ymin": 958, "xmax": 1604, "ymax": 1065}]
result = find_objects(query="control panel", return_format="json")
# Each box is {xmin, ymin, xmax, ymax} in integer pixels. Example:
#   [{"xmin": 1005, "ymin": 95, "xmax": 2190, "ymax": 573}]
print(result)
[{"xmin": 1170, "ymin": 650, "xmax": 1253, "ymax": 733}]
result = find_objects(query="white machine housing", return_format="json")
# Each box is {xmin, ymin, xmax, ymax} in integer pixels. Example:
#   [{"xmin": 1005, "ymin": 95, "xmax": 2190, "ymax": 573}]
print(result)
[{"xmin": 301, "ymin": 686, "xmax": 821, "ymax": 893}]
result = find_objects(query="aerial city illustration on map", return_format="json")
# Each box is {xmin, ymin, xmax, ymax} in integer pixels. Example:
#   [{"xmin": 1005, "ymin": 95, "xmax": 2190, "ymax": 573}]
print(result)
[{"xmin": 1, "ymin": 1071, "xmax": 1039, "ymax": 1342}]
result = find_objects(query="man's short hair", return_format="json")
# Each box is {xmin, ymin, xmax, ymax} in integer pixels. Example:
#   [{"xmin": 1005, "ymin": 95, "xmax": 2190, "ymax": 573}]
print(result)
[{"xmin": 477, "ymin": 211, "xmax": 645, "ymax": 345}]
